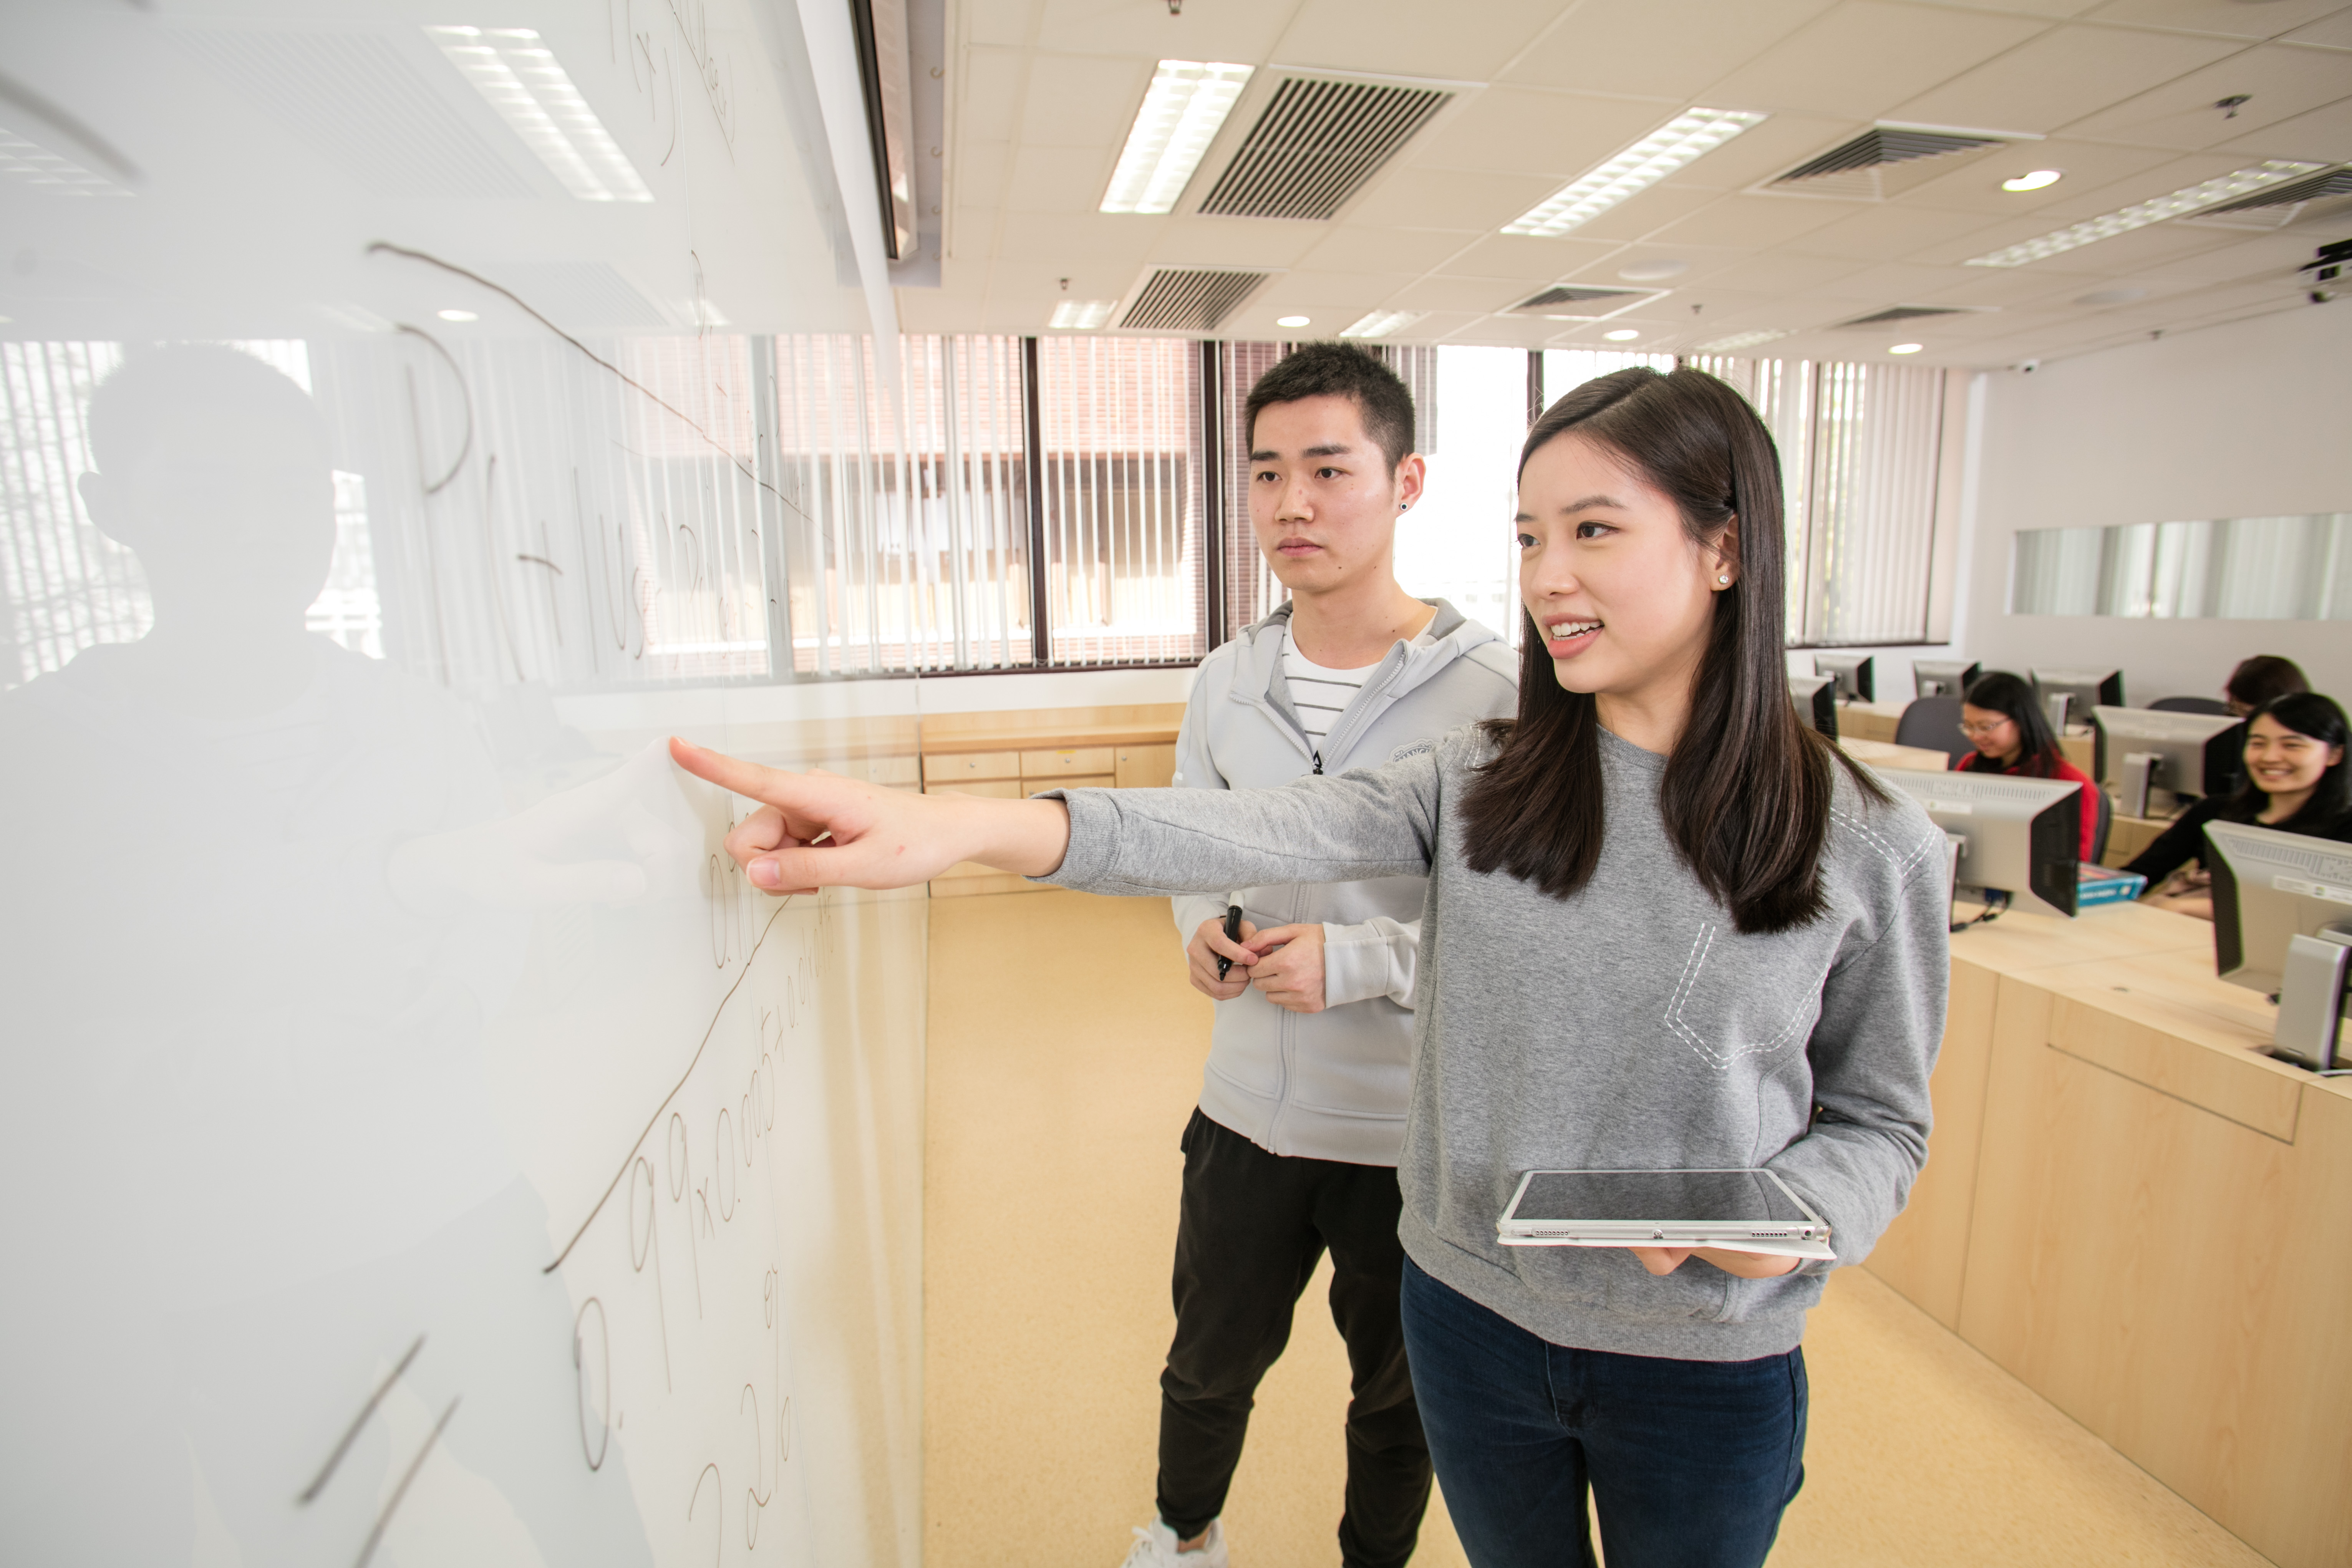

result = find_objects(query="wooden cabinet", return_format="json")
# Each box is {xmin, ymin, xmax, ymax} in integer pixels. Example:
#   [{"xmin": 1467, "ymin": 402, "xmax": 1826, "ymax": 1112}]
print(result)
[
  {"xmin": 1019, "ymin": 746, "xmax": 1114, "ymax": 779},
  {"xmin": 1115, "ymin": 743, "xmax": 1177, "ymax": 790},
  {"xmin": 924, "ymin": 750, "xmax": 1022, "ymax": 787}
]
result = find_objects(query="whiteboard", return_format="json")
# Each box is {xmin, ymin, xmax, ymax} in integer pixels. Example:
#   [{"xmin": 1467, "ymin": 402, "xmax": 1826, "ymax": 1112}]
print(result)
[{"xmin": 0, "ymin": 4, "xmax": 926, "ymax": 1564}]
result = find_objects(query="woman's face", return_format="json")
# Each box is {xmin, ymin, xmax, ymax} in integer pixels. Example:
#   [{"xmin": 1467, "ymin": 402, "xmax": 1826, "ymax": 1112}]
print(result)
[
  {"xmin": 1515, "ymin": 431, "xmax": 1731, "ymax": 705},
  {"xmin": 1959, "ymin": 703, "xmax": 2019, "ymax": 762},
  {"xmin": 2244, "ymin": 714, "xmax": 2344, "ymax": 799}
]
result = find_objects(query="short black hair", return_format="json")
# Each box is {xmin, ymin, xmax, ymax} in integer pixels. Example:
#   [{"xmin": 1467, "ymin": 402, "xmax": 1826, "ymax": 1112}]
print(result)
[
  {"xmin": 2226, "ymin": 654, "xmax": 2308, "ymax": 709},
  {"xmin": 1243, "ymin": 342, "xmax": 1416, "ymax": 473}
]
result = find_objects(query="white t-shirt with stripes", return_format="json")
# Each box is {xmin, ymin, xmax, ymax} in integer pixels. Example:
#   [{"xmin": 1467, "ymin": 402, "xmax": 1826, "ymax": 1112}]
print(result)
[{"xmin": 1281, "ymin": 623, "xmax": 1434, "ymax": 762}]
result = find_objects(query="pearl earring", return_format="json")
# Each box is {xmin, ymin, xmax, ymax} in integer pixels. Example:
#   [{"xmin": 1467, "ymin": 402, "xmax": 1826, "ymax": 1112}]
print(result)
[{"xmin": 1718, "ymin": 573, "xmax": 1731, "ymax": 585}]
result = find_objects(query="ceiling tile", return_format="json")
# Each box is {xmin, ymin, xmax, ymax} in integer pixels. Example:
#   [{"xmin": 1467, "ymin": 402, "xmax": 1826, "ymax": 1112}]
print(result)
[
  {"xmin": 958, "ymin": 47, "xmax": 1027, "ymax": 143},
  {"xmin": 1270, "ymin": 0, "xmax": 1567, "ymax": 82},
  {"xmin": 953, "ymin": 142, "xmax": 1013, "ymax": 211},
  {"xmin": 1019, "ymin": 53, "xmax": 1154, "ymax": 148},
  {"xmin": 1565, "ymin": 243, "xmax": 1757, "ymax": 287},
  {"xmin": 2130, "ymin": 224, "xmax": 2347, "ymax": 283},
  {"xmin": 2057, "ymin": 43, "xmax": 2352, "ymax": 148},
  {"xmin": 1343, "ymin": 166, "xmax": 1564, "ymax": 232},
  {"xmin": 1408, "ymin": 89, "xmax": 1670, "ymax": 180},
  {"xmin": 1790, "ymin": 204, "xmax": 2013, "ymax": 262},
  {"xmin": 1799, "ymin": 260, "xmax": 1987, "ymax": 301},
  {"xmin": 1701, "ymin": 1, "xmax": 2051, "ymax": 119},
  {"xmin": 961, "ymin": 0, "xmax": 1039, "ymax": 49},
  {"xmin": 1292, "ymin": 225, "xmax": 1480, "ymax": 275},
  {"xmin": 1924, "ymin": 264, "xmax": 2112, "ymax": 306},
  {"xmin": 2083, "ymin": 0, "xmax": 2351, "ymax": 38},
  {"xmin": 2219, "ymin": 93, "xmax": 2352, "ymax": 159},
  {"xmin": 1436, "ymin": 232, "xmax": 1628, "ymax": 283},
  {"xmin": 2280, "ymin": 8, "xmax": 2352, "ymax": 46},
  {"xmin": 1150, "ymin": 215, "xmax": 1328, "ymax": 269},
  {"xmin": 1885, "ymin": 24, "xmax": 2245, "ymax": 135},
  {"xmin": 1003, "ymin": 145, "xmax": 1112, "ymax": 212},
  {"xmin": 1889, "ymin": 139, "xmax": 2182, "ymax": 216},
  {"xmin": 1389, "ymin": 275, "xmax": 1530, "ymax": 312},
  {"xmin": 1028, "ymin": 0, "xmax": 1297, "ymax": 60},
  {"xmin": 1681, "ymin": 250, "xmax": 1873, "ymax": 293},
  {"xmin": 1647, "ymin": 193, "xmax": 1854, "ymax": 247},
  {"xmin": 1499, "ymin": 0, "xmax": 1835, "ymax": 101},
  {"xmin": 989, "ymin": 212, "xmax": 1161, "ymax": 263},
  {"xmin": 1248, "ymin": 271, "xmax": 1422, "ymax": 316}
]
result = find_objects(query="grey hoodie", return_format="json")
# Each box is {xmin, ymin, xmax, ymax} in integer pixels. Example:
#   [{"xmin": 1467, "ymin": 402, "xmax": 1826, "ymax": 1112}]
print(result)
[
  {"xmin": 1172, "ymin": 599, "xmax": 1516, "ymax": 1166},
  {"xmin": 1044, "ymin": 724, "xmax": 1948, "ymax": 1362}
]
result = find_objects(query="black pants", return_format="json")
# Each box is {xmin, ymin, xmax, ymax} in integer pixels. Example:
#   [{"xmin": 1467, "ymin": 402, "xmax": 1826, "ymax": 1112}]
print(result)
[{"xmin": 1159, "ymin": 1109, "xmax": 1431, "ymax": 1568}]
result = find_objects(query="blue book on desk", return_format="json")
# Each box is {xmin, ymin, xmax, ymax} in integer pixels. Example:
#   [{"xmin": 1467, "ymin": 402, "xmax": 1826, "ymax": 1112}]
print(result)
[{"xmin": 2077, "ymin": 864, "xmax": 2148, "ymax": 908}]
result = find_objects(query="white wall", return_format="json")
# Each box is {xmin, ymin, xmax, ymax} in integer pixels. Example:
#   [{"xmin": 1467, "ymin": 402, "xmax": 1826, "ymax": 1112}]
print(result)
[{"xmin": 1962, "ymin": 300, "xmax": 2352, "ymax": 707}]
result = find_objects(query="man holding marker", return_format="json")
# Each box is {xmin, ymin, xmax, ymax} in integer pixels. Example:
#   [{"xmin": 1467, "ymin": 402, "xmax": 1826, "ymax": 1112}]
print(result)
[{"xmin": 1134, "ymin": 344, "xmax": 1515, "ymax": 1568}]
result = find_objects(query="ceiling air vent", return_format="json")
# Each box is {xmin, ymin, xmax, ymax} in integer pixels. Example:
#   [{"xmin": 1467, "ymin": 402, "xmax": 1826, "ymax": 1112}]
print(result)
[
  {"xmin": 2184, "ymin": 164, "xmax": 2352, "ymax": 230},
  {"xmin": 1771, "ymin": 126, "xmax": 2009, "ymax": 202},
  {"xmin": 1834, "ymin": 305, "xmax": 1974, "ymax": 328},
  {"xmin": 1118, "ymin": 268, "xmax": 1269, "ymax": 333},
  {"xmin": 1509, "ymin": 285, "xmax": 1653, "ymax": 320},
  {"xmin": 1197, "ymin": 75, "xmax": 1452, "ymax": 221}
]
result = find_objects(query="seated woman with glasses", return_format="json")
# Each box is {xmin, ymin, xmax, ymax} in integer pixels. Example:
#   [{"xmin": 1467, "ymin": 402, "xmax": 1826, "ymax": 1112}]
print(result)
[
  {"xmin": 2124, "ymin": 692, "xmax": 2352, "ymax": 920},
  {"xmin": 1956, "ymin": 670, "xmax": 2099, "ymax": 862}
]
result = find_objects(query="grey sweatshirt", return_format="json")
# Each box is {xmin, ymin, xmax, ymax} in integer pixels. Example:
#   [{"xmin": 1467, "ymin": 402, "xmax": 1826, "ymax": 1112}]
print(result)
[
  {"xmin": 1171, "ymin": 599, "xmax": 1516, "ymax": 1165},
  {"xmin": 1045, "ymin": 724, "xmax": 1949, "ymax": 1362}
]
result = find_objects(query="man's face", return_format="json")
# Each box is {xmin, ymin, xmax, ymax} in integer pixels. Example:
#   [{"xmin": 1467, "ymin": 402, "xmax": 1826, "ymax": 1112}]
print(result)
[{"xmin": 1246, "ymin": 394, "xmax": 1421, "ymax": 597}]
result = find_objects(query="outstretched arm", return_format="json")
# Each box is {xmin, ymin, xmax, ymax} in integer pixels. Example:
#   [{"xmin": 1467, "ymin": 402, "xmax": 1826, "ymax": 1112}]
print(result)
[
  {"xmin": 671, "ymin": 734, "xmax": 1446, "ymax": 898},
  {"xmin": 670, "ymin": 739, "xmax": 1073, "ymax": 893}
]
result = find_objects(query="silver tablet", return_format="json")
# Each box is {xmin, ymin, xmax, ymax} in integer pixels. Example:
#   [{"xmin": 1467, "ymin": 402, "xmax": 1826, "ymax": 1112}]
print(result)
[{"xmin": 1496, "ymin": 1169, "xmax": 1835, "ymax": 1261}]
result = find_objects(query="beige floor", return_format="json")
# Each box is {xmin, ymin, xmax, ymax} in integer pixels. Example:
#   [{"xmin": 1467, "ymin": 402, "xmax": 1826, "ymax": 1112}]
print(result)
[{"xmin": 923, "ymin": 890, "xmax": 2272, "ymax": 1568}]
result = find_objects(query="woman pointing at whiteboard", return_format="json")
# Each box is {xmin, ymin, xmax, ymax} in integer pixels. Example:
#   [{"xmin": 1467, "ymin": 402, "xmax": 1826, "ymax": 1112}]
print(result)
[{"xmin": 675, "ymin": 367, "xmax": 1949, "ymax": 1568}]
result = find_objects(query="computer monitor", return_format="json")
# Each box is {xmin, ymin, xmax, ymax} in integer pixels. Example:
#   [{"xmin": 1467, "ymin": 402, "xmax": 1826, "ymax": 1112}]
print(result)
[
  {"xmin": 1790, "ymin": 674, "xmax": 1838, "ymax": 739},
  {"xmin": 2206, "ymin": 821, "xmax": 2352, "ymax": 995},
  {"xmin": 1813, "ymin": 653, "xmax": 1874, "ymax": 704},
  {"xmin": 2207, "ymin": 822, "xmax": 2352, "ymax": 1069},
  {"xmin": 1913, "ymin": 660, "xmax": 1981, "ymax": 700},
  {"xmin": 2031, "ymin": 667, "xmax": 2124, "ymax": 731},
  {"xmin": 1873, "ymin": 767, "xmax": 2081, "ymax": 919},
  {"xmin": 2092, "ymin": 706, "xmax": 2242, "ymax": 817}
]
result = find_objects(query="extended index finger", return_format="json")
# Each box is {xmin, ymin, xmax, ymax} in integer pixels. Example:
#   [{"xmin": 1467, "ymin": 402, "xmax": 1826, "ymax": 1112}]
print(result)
[{"xmin": 670, "ymin": 737, "xmax": 789, "ymax": 805}]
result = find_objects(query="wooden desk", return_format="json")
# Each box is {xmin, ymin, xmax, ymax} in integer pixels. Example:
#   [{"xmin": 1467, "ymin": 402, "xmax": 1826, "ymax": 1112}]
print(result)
[
  {"xmin": 1838, "ymin": 737, "xmax": 1950, "ymax": 772},
  {"xmin": 1867, "ymin": 906, "xmax": 2351, "ymax": 1568},
  {"xmin": 1837, "ymin": 700, "xmax": 1908, "ymax": 744},
  {"xmin": 2102, "ymin": 807, "xmax": 2175, "ymax": 869}
]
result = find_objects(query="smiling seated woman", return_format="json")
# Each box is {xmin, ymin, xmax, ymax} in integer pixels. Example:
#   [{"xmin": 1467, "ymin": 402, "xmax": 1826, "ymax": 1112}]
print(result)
[
  {"xmin": 1953, "ymin": 670, "xmax": 2099, "ymax": 862},
  {"xmin": 2125, "ymin": 691, "xmax": 2352, "ymax": 920}
]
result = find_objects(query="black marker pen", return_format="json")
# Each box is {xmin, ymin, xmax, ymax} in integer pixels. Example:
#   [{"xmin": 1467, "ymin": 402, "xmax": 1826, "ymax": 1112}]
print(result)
[{"xmin": 1216, "ymin": 903, "xmax": 1243, "ymax": 981}]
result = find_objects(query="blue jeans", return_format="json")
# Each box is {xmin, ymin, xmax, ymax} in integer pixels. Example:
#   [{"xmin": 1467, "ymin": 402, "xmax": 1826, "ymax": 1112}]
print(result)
[{"xmin": 1399, "ymin": 1257, "xmax": 1806, "ymax": 1568}]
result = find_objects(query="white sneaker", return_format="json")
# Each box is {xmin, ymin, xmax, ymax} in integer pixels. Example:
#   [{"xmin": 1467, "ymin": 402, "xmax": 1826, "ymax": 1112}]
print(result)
[{"xmin": 1118, "ymin": 1517, "xmax": 1228, "ymax": 1568}]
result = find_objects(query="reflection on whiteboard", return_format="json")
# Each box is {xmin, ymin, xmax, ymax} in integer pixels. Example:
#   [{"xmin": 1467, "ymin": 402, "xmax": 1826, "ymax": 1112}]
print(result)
[{"xmin": 0, "ymin": 4, "xmax": 925, "ymax": 1563}]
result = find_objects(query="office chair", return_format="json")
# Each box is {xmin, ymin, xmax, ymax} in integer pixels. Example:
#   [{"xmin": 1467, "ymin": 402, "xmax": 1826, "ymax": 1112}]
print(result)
[
  {"xmin": 2150, "ymin": 696, "xmax": 2230, "ymax": 715},
  {"xmin": 1895, "ymin": 695, "xmax": 1975, "ymax": 766},
  {"xmin": 2091, "ymin": 781, "xmax": 2112, "ymax": 867}
]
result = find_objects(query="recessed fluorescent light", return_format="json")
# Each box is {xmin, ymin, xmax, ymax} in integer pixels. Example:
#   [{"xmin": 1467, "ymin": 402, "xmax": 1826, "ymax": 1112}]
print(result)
[
  {"xmin": 1602, "ymin": 328, "xmax": 1641, "ymax": 341},
  {"xmin": 0, "ymin": 124, "xmax": 134, "ymax": 197},
  {"xmin": 1049, "ymin": 299, "xmax": 1117, "ymax": 329},
  {"xmin": 1341, "ymin": 310, "xmax": 1424, "ymax": 338},
  {"xmin": 1889, "ymin": 342, "xmax": 1923, "ymax": 354},
  {"xmin": 1692, "ymin": 328, "xmax": 1792, "ymax": 353},
  {"xmin": 1276, "ymin": 314, "xmax": 1311, "ymax": 328},
  {"xmin": 1503, "ymin": 108, "xmax": 1766, "ymax": 238},
  {"xmin": 1965, "ymin": 161, "xmax": 2325, "ymax": 267},
  {"xmin": 1100, "ymin": 60, "xmax": 1253, "ymax": 215},
  {"xmin": 2001, "ymin": 169, "xmax": 2063, "ymax": 192},
  {"xmin": 427, "ymin": 26, "xmax": 652, "ymax": 203},
  {"xmin": 437, "ymin": 308, "xmax": 479, "ymax": 322}
]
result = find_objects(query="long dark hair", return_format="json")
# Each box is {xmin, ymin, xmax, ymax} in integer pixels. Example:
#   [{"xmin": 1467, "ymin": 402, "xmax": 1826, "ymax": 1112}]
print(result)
[
  {"xmin": 1457, "ymin": 366, "xmax": 1877, "ymax": 935},
  {"xmin": 2223, "ymin": 691, "xmax": 2350, "ymax": 829},
  {"xmin": 1961, "ymin": 670, "xmax": 2065, "ymax": 776}
]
